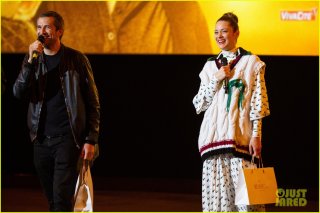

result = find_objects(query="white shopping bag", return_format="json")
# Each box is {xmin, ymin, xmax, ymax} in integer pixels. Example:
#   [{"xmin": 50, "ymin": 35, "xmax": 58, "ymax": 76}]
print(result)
[{"xmin": 74, "ymin": 160, "xmax": 93, "ymax": 212}]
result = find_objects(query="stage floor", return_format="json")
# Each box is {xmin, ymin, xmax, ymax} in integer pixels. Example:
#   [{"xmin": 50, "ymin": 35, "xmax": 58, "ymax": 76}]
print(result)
[{"xmin": 1, "ymin": 174, "xmax": 318, "ymax": 212}]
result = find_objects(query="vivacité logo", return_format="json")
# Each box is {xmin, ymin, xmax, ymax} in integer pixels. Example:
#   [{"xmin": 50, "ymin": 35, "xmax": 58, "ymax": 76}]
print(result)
[{"xmin": 280, "ymin": 8, "xmax": 317, "ymax": 21}]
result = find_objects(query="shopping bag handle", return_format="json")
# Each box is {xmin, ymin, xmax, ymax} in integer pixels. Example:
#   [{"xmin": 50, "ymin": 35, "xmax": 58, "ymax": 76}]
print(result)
[
  {"xmin": 250, "ymin": 155, "xmax": 264, "ymax": 169},
  {"xmin": 79, "ymin": 159, "xmax": 90, "ymax": 185}
]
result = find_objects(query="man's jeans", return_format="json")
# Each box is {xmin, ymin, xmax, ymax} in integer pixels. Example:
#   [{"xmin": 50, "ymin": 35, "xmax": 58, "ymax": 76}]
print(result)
[{"xmin": 34, "ymin": 134, "xmax": 80, "ymax": 211}]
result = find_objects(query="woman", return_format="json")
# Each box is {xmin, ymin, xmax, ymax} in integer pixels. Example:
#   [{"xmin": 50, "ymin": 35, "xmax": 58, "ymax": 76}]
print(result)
[{"xmin": 193, "ymin": 12, "xmax": 270, "ymax": 212}]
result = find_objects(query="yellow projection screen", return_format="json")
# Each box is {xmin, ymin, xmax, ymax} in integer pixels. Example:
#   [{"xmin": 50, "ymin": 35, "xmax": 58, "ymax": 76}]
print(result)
[{"xmin": 1, "ymin": 1, "xmax": 319, "ymax": 55}]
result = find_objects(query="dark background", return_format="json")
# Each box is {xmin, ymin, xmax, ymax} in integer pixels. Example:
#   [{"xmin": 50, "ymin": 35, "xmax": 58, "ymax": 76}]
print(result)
[{"xmin": 1, "ymin": 54, "xmax": 319, "ymax": 200}]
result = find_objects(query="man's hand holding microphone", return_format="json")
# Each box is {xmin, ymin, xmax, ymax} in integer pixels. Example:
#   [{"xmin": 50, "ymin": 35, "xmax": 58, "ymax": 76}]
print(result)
[{"xmin": 28, "ymin": 35, "xmax": 45, "ymax": 64}]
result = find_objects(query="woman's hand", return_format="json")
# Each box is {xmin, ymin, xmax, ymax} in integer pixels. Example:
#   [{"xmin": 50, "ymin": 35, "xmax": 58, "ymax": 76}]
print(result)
[
  {"xmin": 214, "ymin": 66, "xmax": 231, "ymax": 81},
  {"xmin": 249, "ymin": 136, "xmax": 262, "ymax": 157}
]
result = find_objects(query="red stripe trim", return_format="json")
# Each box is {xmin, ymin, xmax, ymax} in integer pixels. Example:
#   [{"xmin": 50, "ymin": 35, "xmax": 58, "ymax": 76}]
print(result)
[
  {"xmin": 200, "ymin": 140, "xmax": 235, "ymax": 153},
  {"xmin": 200, "ymin": 140, "xmax": 249, "ymax": 154}
]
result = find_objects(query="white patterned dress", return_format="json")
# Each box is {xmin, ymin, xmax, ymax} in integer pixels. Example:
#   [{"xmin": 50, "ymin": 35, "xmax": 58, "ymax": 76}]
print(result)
[{"xmin": 202, "ymin": 154, "xmax": 265, "ymax": 212}]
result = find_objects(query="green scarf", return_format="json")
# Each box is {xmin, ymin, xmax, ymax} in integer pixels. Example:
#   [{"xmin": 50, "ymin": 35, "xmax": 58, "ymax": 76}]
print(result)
[{"xmin": 226, "ymin": 79, "xmax": 245, "ymax": 112}]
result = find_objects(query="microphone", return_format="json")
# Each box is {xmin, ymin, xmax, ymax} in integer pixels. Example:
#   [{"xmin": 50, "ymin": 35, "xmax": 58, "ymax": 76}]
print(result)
[
  {"xmin": 32, "ymin": 35, "xmax": 45, "ymax": 62},
  {"xmin": 221, "ymin": 57, "xmax": 229, "ymax": 94}
]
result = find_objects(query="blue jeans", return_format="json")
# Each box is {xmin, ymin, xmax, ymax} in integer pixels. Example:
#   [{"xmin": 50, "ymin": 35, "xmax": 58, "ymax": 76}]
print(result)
[{"xmin": 34, "ymin": 134, "xmax": 80, "ymax": 211}]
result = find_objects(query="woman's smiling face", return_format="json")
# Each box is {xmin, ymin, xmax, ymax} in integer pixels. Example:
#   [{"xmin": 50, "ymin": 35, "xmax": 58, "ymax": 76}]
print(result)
[{"xmin": 214, "ymin": 20, "xmax": 239, "ymax": 51}]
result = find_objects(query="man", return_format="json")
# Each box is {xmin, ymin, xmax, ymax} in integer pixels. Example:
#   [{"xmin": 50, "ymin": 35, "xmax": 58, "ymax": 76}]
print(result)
[{"xmin": 13, "ymin": 11, "xmax": 100, "ymax": 211}]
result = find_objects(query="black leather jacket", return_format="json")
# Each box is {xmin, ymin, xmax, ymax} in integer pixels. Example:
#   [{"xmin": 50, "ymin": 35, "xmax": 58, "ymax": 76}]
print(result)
[{"xmin": 13, "ymin": 44, "xmax": 100, "ymax": 148}]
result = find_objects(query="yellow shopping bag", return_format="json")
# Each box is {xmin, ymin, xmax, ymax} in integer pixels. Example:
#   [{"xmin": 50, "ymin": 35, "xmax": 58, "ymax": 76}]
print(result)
[{"xmin": 235, "ymin": 157, "xmax": 278, "ymax": 205}]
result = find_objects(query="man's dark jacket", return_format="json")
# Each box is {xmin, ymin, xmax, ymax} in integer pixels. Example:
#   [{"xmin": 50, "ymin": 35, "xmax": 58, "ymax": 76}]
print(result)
[{"xmin": 13, "ymin": 44, "xmax": 100, "ymax": 148}]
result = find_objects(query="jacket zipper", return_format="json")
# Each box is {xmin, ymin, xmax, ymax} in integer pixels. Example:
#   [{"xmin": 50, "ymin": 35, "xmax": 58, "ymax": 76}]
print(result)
[
  {"xmin": 59, "ymin": 75, "xmax": 81, "ymax": 149},
  {"xmin": 33, "ymin": 63, "xmax": 45, "ymax": 142}
]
